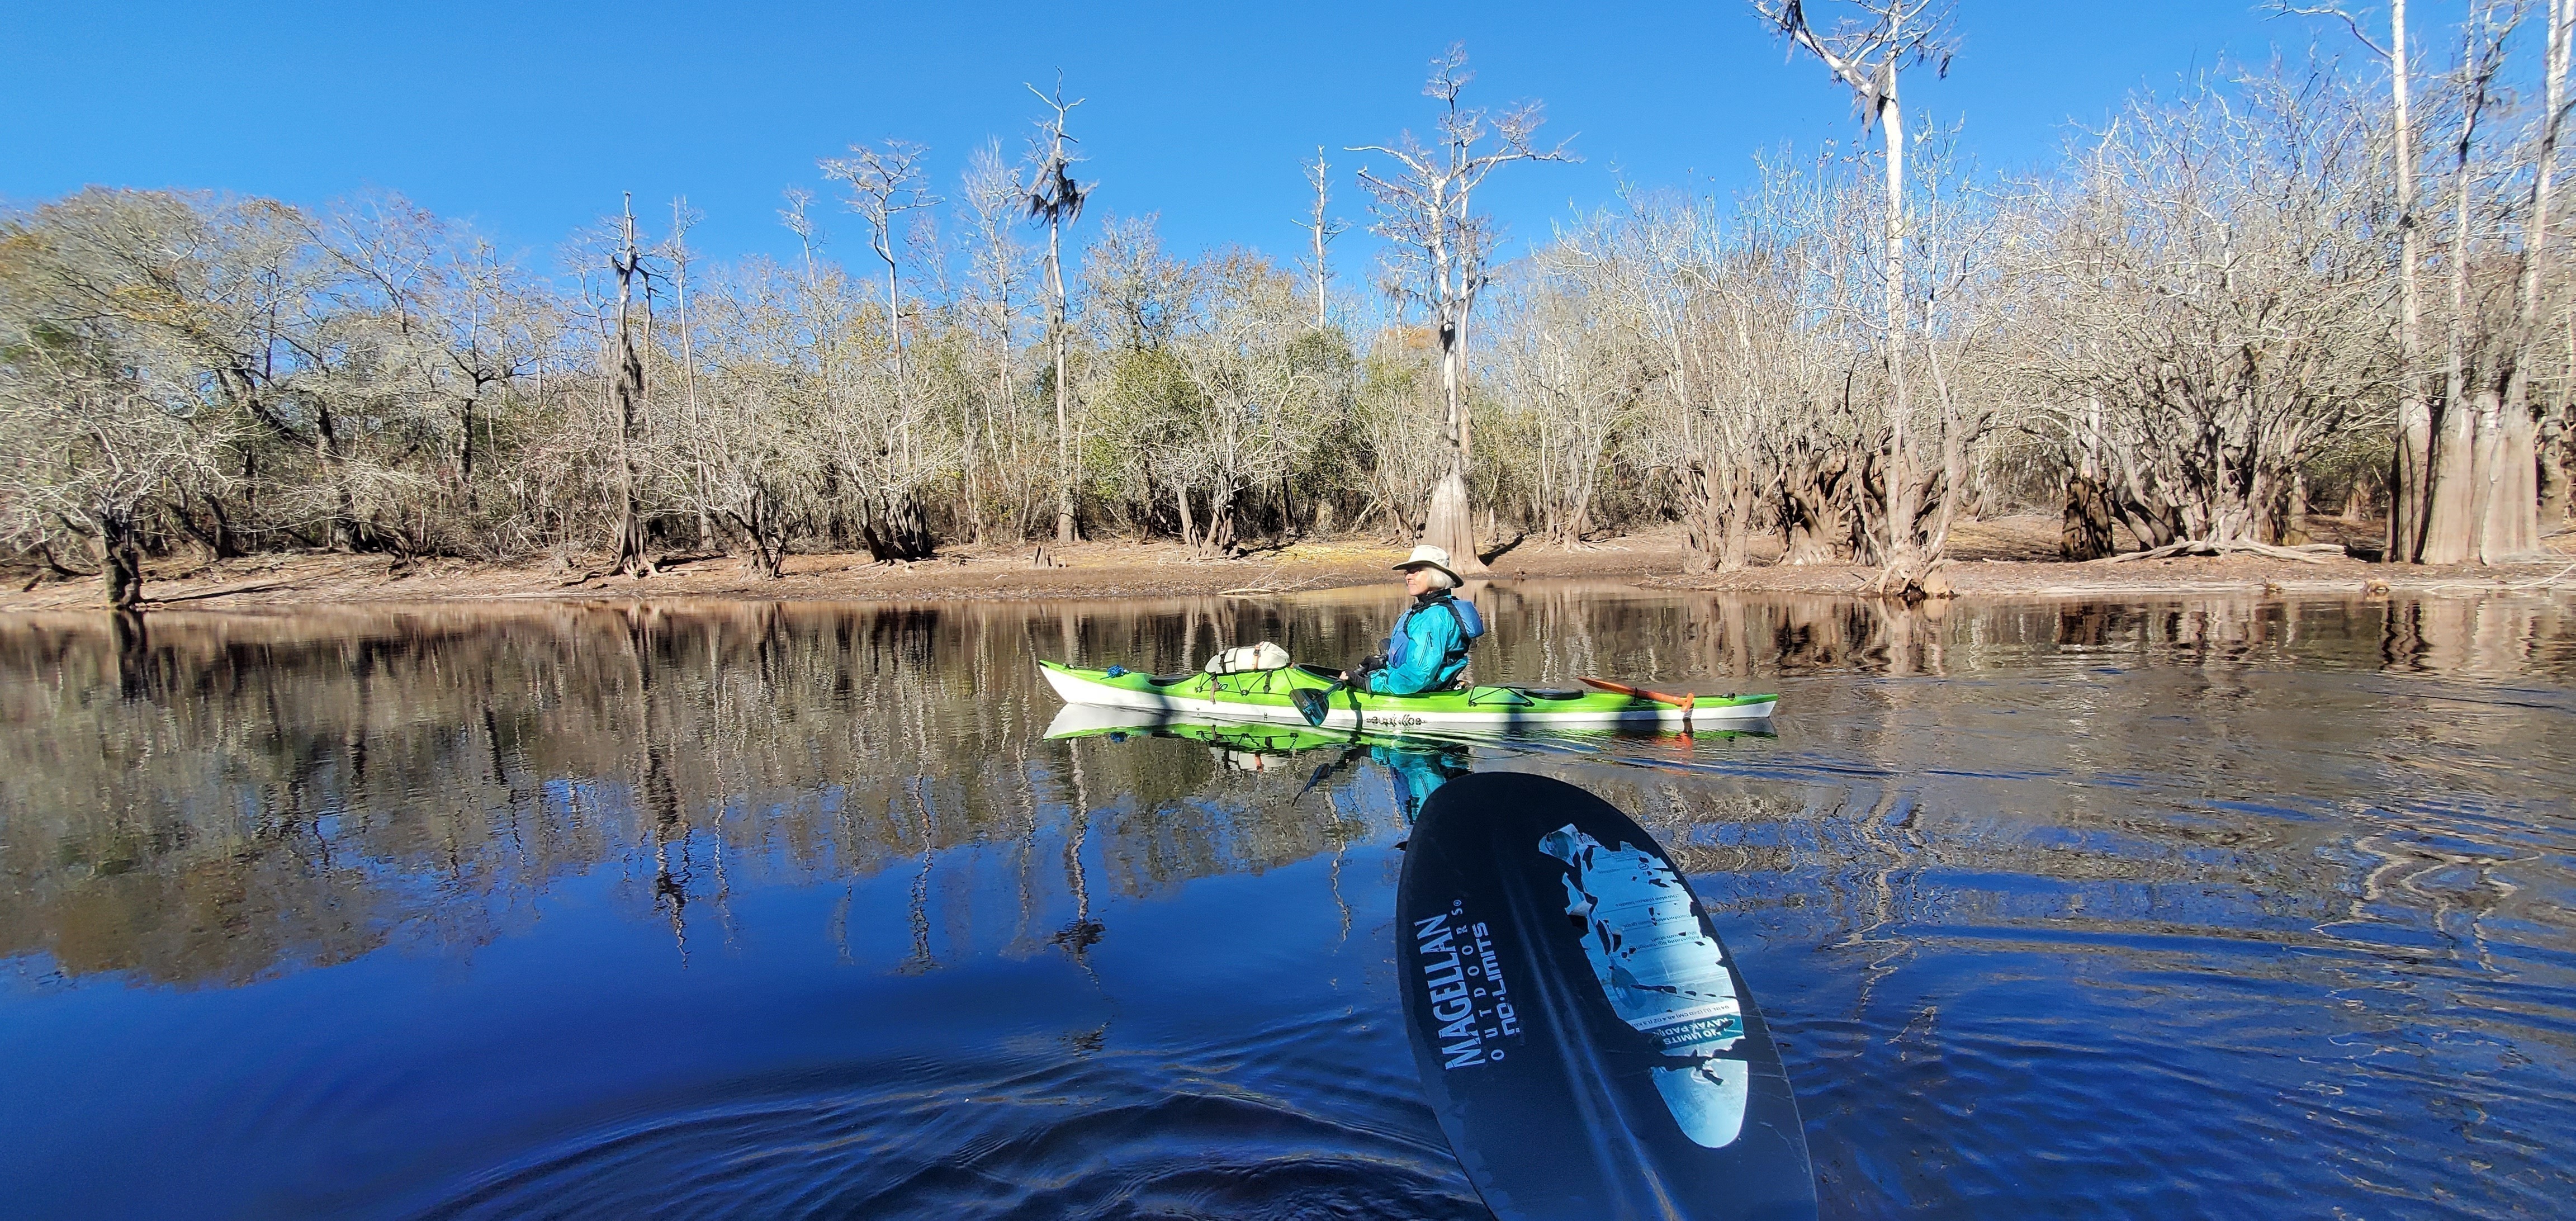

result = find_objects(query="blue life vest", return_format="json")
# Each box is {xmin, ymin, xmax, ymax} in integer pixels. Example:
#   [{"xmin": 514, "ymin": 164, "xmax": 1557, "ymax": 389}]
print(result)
[{"xmin": 1385, "ymin": 593, "xmax": 1486, "ymax": 689}]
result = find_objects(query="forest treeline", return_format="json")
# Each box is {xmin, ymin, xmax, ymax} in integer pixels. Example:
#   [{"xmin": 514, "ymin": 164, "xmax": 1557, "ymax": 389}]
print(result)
[{"xmin": 5, "ymin": 3, "xmax": 2575, "ymax": 608}]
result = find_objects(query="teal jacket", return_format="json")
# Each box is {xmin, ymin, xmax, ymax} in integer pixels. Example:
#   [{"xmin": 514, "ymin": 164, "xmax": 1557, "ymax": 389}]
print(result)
[
  {"xmin": 1372, "ymin": 744, "xmax": 1470, "ymax": 819},
  {"xmin": 1366, "ymin": 591, "xmax": 1471, "ymax": 695}
]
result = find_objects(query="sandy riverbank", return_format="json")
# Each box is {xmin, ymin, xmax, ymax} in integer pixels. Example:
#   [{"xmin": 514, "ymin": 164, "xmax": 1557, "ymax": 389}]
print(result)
[{"xmin": 4, "ymin": 515, "xmax": 2571, "ymax": 613}]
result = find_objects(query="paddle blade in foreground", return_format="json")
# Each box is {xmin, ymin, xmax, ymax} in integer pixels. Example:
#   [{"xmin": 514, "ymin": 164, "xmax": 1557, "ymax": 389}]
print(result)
[
  {"xmin": 1289, "ymin": 686, "xmax": 1333, "ymax": 727},
  {"xmin": 1396, "ymin": 771, "xmax": 1815, "ymax": 1220}
]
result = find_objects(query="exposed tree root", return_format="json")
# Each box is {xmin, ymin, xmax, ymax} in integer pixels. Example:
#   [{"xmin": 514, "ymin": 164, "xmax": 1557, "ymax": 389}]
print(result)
[
  {"xmin": 2094, "ymin": 538, "xmax": 2346, "ymax": 565},
  {"xmin": 1868, "ymin": 556, "xmax": 1955, "ymax": 600},
  {"xmin": 2503, "ymin": 561, "xmax": 2576, "ymax": 589}
]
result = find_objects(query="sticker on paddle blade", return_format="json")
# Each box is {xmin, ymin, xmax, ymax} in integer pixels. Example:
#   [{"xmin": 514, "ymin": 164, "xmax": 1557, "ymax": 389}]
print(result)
[
  {"xmin": 1396, "ymin": 771, "xmax": 1815, "ymax": 1221},
  {"xmin": 1542, "ymin": 823, "xmax": 1749, "ymax": 1149}
]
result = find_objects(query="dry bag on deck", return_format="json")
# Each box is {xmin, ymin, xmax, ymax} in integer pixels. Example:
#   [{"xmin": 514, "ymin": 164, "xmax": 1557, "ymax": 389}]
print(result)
[{"xmin": 1205, "ymin": 642, "xmax": 1291, "ymax": 674}]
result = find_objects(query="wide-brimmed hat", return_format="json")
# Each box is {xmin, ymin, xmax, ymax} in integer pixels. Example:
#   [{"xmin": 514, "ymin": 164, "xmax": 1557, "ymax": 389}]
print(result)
[{"xmin": 1393, "ymin": 544, "xmax": 1461, "ymax": 584}]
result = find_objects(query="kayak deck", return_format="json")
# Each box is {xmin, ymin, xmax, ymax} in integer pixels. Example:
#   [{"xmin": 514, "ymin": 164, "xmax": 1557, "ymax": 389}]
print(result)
[{"xmin": 1038, "ymin": 660, "xmax": 1777, "ymax": 730}]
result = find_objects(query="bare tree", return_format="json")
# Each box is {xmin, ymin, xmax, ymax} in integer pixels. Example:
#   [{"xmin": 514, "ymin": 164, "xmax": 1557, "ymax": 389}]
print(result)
[
  {"xmin": 2416, "ymin": 3, "xmax": 2520, "ymax": 563},
  {"xmin": 1756, "ymin": 0, "xmax": 1958, "ymax": 592},
  {"xmin": 2007, "ymin": 69, "xmax": 2389, "ymax": 556},
  {"xmin": 689, "ymin": 257, "xmax": 822, "ymax": 578},
  {"xmin": 2288, "ymin": 0, "xmax": 2571, "ymax": 561},
  {"xmin": 2, "ymin": 189, "xmax": 452, "ymax": 580},
  {"xmin": 1490, "ymin": 272, "xmax": 1634, "ymax": 549},
  {"xmin": 1026, "ymin": 77, "xmax": 1092, "ymax": 546},
  {"xmin": 825, "ymin": 140, "xmax": 941, "ymax": 356},
  {"xmin": 958, "ymin": 140, "xmax": 1033, "ymax": 545},
  {"xmin": 2282, "ymin": 1, "xmax": 2435, "ymax": 558},
  {"xmin": 0, "ymin": 315, "xmax": 215, "ymax": 607},
  {"xmin": 316, "ymin": 194, "xmax": 561, "ymax": 559},
  {"xmin": 1172, "ymin": 252, "xmax": 1327, "ymax": 556},
  {"xmin": 664, "ymin": 197, "xmax": 716, "ymax": 552},
  {"xmin": 1351, "ymin": 43, "xmax": 1574, "ymax": 573},
  {"xmin": 824, "ymin": 139, "xmax": 944, "ymax": 561},
  {"xmin": 1299, "ymin": 149, "xmax": 1348, "ymax": 332},
  {"xmin": 604, "ymin": 194, "xmax": 652, "ymax": 578},
  {"xmin": 1572, "ymin": 183, "xmax": 1793, "ymax": 573},
  {"xmin": 0, "ymin": 191, "xmax": 255, "ymax": 605},
  {"xmin": 2480, "ymin": 0, "xmax": 2575, "ymax": 559}
]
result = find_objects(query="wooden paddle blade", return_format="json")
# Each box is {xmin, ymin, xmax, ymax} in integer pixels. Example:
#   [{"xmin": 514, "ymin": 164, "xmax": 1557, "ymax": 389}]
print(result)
[{"xmin": 1397, "ymin": 772, "xmax": 1816, "ymax": 1220}]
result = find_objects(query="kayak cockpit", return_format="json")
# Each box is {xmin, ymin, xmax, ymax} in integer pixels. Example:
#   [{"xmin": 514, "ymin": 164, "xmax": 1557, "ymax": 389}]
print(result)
[
  {"xmin": 1508, "ymin": 687, "xmax": 1589, "ymax": 701},
  {"xmin": 1460, "ymin": 685, "xmax": 1594, "ymax": 707}
]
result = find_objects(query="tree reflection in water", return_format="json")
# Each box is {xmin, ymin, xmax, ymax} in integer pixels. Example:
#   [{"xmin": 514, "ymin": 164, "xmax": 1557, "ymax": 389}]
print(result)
[{"xmin": 1, "ymin": 589, "xmax": 2568, "ymax": 992}]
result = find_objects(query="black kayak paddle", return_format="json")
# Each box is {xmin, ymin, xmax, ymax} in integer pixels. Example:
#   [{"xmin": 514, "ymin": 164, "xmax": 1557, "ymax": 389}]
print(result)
[
  {"xmin": 1290, "ymin": 668, "xmax": 1366, "ymax": 727},
  {"xmin": 1395, "ymin": 772, "xmax": 1816, "ymax": 1220}
]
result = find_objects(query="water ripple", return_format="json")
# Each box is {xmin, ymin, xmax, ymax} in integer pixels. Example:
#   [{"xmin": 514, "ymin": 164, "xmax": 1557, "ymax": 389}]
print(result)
[{"xmin": 418, "ymin": 1021, "xmax": 1479, "ymax": 1221}]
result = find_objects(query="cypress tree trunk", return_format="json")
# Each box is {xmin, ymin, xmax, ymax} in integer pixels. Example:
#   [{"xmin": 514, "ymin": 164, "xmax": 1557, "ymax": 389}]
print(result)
[
  {"xmin": 1421, "ymin": 313, "xmax": 1485, "ymax": 572},
  {"xmin": 94, "ymin": 509, "xmax": 141, "ymax": 609},
  {"xmin": 609, "ymin": 197, "xmax": 651, "ymax": 578}
]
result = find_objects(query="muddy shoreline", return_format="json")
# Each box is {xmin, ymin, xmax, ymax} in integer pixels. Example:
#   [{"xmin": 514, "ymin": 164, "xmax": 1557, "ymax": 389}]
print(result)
[{"xmin": 6, "ymin": 516, "xmax": 2571, "ymax": 613}]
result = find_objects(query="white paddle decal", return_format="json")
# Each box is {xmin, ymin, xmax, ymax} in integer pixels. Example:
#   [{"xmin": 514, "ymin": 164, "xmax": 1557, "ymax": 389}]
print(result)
[
  {"xmin": 1415, "ymin": 905, "xmax": 1523, "ymax": 1069},
  {"xmin": 1540, "ymin": 825, "xmax": 1750, "ymax": 1149}
]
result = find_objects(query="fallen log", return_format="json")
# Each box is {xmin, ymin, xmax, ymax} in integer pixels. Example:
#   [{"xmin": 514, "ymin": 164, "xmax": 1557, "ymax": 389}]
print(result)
[{"xmin": 2094, "ymin": 538, "xmax": 2343, "ymax": 566}]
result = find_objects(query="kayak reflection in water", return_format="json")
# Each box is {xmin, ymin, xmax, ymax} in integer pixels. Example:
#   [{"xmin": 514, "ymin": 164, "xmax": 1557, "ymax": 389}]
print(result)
[
  {"xmin": 1208, "ymin": 729, "xmax": 1469, "ymax": 821},
  {"xmin": 1341, "ymin": 545, "xmax": 1485, "ymax": 697},
  {"xmin": 1040, "ymin": 706, "xmax": 1470, "ymax": 818}
]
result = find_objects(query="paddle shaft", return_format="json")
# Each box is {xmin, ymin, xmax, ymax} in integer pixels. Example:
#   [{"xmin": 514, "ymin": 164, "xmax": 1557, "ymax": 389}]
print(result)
[{"xmin": 1580, "ymin": 675, "xmax": 1696, "ymax": 712}]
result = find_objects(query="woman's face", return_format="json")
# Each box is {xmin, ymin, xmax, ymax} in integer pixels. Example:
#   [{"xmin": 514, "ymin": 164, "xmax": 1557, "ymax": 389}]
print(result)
[{"xmin": 1403, "ymin": 566, "xmax": 1437, "ymax": 597}]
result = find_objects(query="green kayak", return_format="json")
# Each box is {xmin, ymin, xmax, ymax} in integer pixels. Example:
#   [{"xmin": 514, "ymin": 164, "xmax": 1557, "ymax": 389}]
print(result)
[
  {"xmin": 1043, "ymin": 703, "xmax": 1772, "ymax": 753},
  {"xmin": 1038, "ymin": 660, "xmax": 1778, "ymax": 731}
]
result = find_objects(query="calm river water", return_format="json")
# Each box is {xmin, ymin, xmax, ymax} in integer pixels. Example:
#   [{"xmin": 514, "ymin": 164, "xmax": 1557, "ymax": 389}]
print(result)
[{"xmin": 2, "ymin": 584, "xmax": 2572, "ymax": 1219}]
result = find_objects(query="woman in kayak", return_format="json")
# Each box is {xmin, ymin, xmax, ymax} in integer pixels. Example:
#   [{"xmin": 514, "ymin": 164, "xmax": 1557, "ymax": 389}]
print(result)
[{"xmin": 1341, "ymin": 545, "xmax": 1484, "ymax": 695}]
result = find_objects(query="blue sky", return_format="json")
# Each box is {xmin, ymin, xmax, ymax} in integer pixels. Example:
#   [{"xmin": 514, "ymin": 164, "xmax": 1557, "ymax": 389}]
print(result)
[{"xmin": 6, "ymin": 1, "xmax": 2333, "ymax": 278}]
